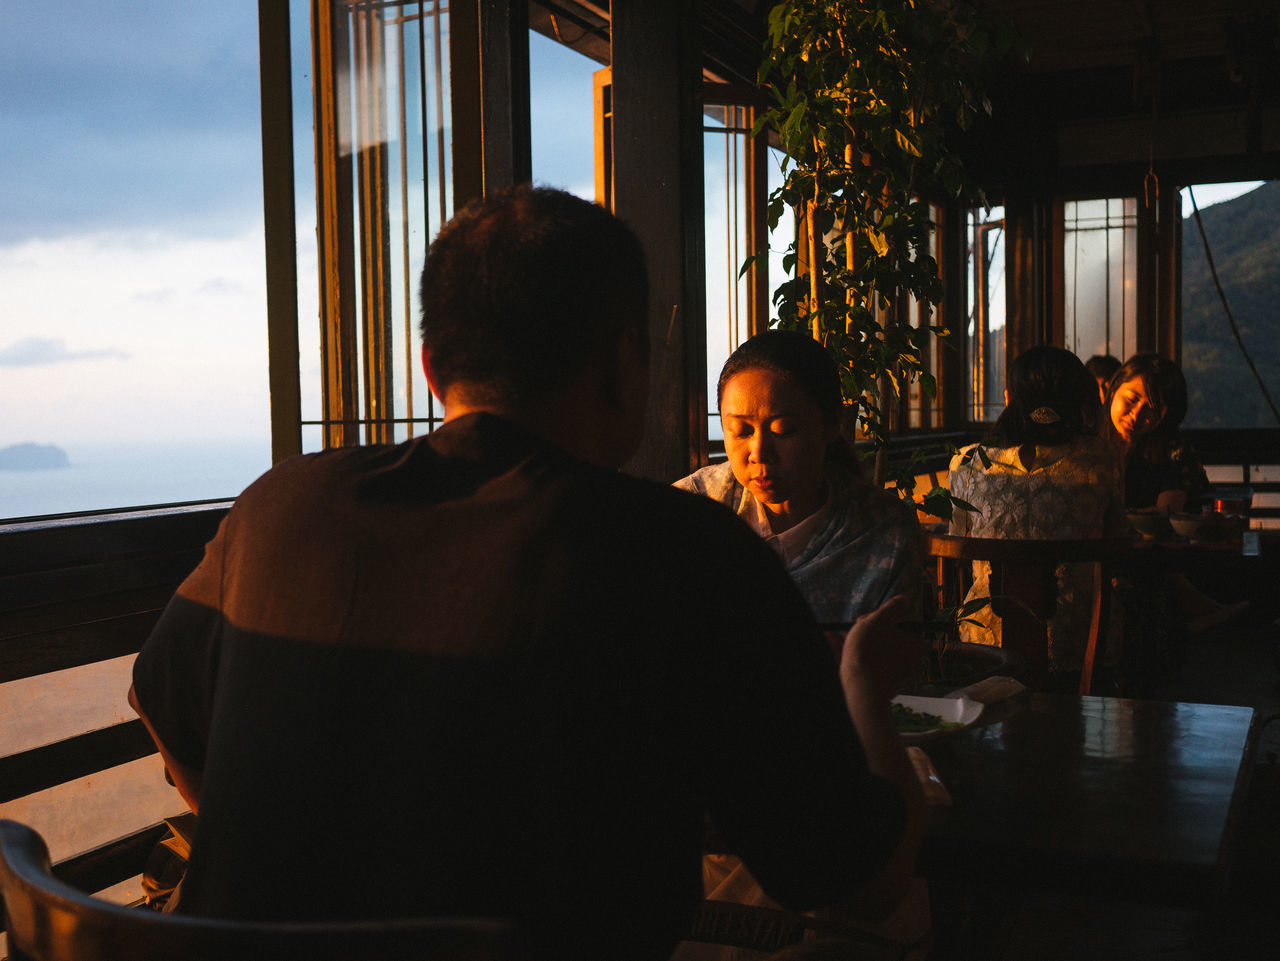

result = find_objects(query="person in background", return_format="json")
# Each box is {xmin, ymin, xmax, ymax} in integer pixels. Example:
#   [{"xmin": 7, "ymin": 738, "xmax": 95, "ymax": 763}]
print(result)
[
  {"xmin": 1085, "ymin": 354, "xmax": 1121, "ymax": 406},
  {"xmin": 674, "ymin": 330, "xmax": 929, "ymax": 959},
  {"xmin": 1104, "ymin": 352, "xmax": 1244, "ymax": 652},
  {"xmin": 676, "ymin": 330, "xmax": 923, "ymax": 628},
  {"xmin": 948, "ymin": 346, "xmax": 1125, "ymax": 679},
  {"xmin": 127, "ymin": 186, "xmax": 924, "ymax": 961},
  {"xmin": 1103, "ymin": 352, "xmax": 1209, "ymax": 512}
]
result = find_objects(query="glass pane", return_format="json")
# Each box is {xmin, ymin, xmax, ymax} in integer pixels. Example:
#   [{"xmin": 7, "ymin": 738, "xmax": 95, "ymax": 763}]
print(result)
[
  {"xmin": 299, "ymin": 1, "xmax": 449, "ymax": 449},
  {"xmin": 966, "ymin": 205, "xmax": 1006, "ymax": 423},
  {"xmin": 703, "ymin": 104, "xmax": 753, "ymax": 443},
  {"xmin": 1180, "ymin": 180, "xmax": 1275, "ymax": 428},
  {"xmin": 767, "ymin": 146, "xmax": 795, "ymax": 314},
  {"xmin": 293, "ymin": 0, "xmax": 324, "ymax": 454},
  {"xmin": 383, "ymin": 2, "xmax": 450, "ymax": 441},
  {"xmin": 530, "ymin": 30, "xmax": 602, "ymax": 199},
  {"xmin": 1063, "ymin": 196, "xmax": 1137, "ymax": 362},
  {"xmin": 0, "ymin": 2, "xmax": 270, "ymax": 519},
  {"xmin": 905, "ymin": 204, "xmax": 942, "ymax": 430}
]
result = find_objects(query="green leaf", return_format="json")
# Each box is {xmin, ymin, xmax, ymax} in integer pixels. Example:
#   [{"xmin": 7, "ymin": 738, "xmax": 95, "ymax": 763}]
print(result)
[{"xmin": 958, "ymin": 596, "xmax": 993, "ymax": 618}]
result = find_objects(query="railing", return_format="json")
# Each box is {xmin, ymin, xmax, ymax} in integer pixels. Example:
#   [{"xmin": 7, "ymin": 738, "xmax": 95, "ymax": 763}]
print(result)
[{"xmin": 0, "ymin": 503, "xmax": 228, "ymax": 934}]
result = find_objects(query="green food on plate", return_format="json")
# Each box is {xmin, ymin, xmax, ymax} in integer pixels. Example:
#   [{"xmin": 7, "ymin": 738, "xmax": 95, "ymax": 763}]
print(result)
[{"xmin": 892, "ymin": 702, "xmax": 964, "ymax": 733}]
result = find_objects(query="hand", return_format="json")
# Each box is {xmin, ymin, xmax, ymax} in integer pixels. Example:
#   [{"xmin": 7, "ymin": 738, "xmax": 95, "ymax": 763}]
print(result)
[{"xmin": 839, "ymin": 594, "xmax": 925, "ymax": 700}]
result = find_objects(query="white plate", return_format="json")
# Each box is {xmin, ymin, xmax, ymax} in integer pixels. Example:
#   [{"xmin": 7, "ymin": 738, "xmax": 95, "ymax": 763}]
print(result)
[{"xmin": 891, "ymin": 694, "xmax": 983, "ymax": 743}]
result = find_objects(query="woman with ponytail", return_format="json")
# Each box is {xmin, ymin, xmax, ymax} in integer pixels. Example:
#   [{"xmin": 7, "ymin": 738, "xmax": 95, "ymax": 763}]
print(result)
[{"xmin": 948, "ymin": 346, "xmax": 1126, "ymax": 677}]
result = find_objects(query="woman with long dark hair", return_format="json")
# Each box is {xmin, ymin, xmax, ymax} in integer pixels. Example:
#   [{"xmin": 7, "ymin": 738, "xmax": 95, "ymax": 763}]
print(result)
[
  {"xmin": 1104, "ymin": 353, "xmax": 1243, "ymax": 649},
  {"xmin": 948, "ymin": 346, "xmax": 1126, "ymax": 675},
  {"xmin": 1102, "ymin": 352, "xmax": 1208, "ymax": 511}
]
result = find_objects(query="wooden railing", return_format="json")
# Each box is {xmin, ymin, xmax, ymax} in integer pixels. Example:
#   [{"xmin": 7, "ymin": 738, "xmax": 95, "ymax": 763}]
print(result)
[{"xmin": 0, "ymin": 504, "xmax": 228, "ymax": 921}]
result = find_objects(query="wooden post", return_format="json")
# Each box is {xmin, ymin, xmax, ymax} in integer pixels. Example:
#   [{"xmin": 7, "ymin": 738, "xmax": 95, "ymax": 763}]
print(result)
[
  {"xmin": 611, "ymin": 0, "xmax": 706, "ymax": 481},
  {"xmin": 450, "ymin": 0, "xmax": 532, "ymax": 209},
  {"xmin": 258, "ymin": 0, "xmax": 302, "ymax": 462}
]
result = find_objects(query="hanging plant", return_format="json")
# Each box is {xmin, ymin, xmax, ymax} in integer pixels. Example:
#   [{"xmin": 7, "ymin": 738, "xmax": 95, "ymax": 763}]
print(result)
[{"xmin": 753, "ymin": 0, "xmax": 1009, "ymax": 469}]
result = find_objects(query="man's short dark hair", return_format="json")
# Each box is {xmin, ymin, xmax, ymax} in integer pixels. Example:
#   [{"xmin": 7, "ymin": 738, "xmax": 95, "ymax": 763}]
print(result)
[{"xmin": 419, "ymin": 185, "xmax": 649, "ymax": 406}]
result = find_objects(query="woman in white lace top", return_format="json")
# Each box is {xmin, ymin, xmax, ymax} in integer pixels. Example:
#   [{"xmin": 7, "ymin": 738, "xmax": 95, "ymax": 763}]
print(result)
[{"xmin": 948, "ymin": 346, "xmax": 1126, "ymax": 674}]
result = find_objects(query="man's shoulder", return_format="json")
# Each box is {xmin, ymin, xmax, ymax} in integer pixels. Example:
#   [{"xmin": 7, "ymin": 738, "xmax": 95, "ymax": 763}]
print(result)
[
  {"xmin": 615, "ymin": 464, "xmax": 754, "ymax": 535},
  {"xmin": 234, "ymin": 444, "xmax": 393, "ymax": 506}
]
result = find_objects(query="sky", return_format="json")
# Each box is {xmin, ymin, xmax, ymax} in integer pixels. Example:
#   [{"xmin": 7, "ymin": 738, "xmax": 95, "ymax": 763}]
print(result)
[
  {"xmin": 0, "ymin": 2, "xmax": 269, "ymax": 450},
  {"xmin": 1181, "ymin": 181, "xmax": 1265, "ymax": 218}
]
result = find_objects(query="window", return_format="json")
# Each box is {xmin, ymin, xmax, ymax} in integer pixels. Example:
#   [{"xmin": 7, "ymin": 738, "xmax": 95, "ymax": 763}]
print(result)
[
  {"xmin": 1180, "ymin": 180, "xmax": 1276, "ymax": 429},
  {"xmin": 529, "ymin": 19, "xmax": 603, "ymax": 198},
  {"xmin": 966, "ymin": 205, "xmax": 1006, "ymax": 423},
  {"xmin": 1062, "ymin": 197, "xmax": 1137, "ymax": 363},
  {"xmin": 903, "ymin": 203, "xmax": 944, "ymax": 431},
  {"xmin": 297, "ymin": 0, "xmax": 451, "ymax": 454},
  {"xmin": 703, "ymin": 99, "xmax": 756, "ymax": 445},
  {"xmin": 0, "ymin": 2, "xmax": 270, "ymax": 520},
  {"xmin": 702, "ymin": 91, "xmax": 794, "ymax": 450}
]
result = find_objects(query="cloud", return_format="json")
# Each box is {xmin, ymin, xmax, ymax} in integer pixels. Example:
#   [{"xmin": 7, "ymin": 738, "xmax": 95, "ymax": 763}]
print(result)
[
  {"xmin": 0, "ymin": 337, "xmax": 129, "ymax": 368},
  {"xmin": 0, "ymin": 2, "xmax": 269, "ymax": 244}
]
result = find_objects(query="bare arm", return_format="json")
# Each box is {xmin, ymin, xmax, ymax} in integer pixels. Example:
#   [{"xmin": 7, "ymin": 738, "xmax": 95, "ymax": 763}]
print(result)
[
  {"xmin": 835, "ymin": 595, "xmax": 928, "ymax": 918},
  {"xmin": 128, "ymin": 684, "xmax": 203, "ymax": 815}
]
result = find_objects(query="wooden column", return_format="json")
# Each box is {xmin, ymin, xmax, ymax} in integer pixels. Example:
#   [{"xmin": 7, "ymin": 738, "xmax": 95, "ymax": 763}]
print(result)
[
  {"xmin": 258, "ymin": 0, "xmax": 302, "ymax": 462},
  {"xmin": 1004, "ymin": 195, "xmax": 1054, "ymax": 363},
  {"xmin": 611, "ymin": 0, "xmax": 706, "ymax": 481},
  {"xmin": 1136, "ymin": 179, "xmax": 1158, "ymax": 356},
  {"xmin": 312, "ymin": 0, "xmax": 359, "ymax": 447},
  {"xmin": 937, "ymin": 200, "xmax": 968, "ymax": 430},
  {"xmin": 1156, "ymin": 186, "xmax": 1181, "ymax": 361},
  {"xmin": 450, "ymin": 0, "xmax": 532, "ymax": 209}
]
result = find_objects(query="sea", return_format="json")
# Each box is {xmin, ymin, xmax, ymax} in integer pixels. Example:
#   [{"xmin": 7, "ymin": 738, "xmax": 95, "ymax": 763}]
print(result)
[{"xmin": 0, "ymin": 438, "xmax": 274, "ymax": 522}]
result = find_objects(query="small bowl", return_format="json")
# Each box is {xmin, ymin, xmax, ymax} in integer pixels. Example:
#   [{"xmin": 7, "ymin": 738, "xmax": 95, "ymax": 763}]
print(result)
[
  {"xmin": 1127, "ymin": 508, "xmax": 1172, "ymax": 538},
  {"xmin": 1169, "ymin": 512, "xmax": 1207, "ymax": 540}
]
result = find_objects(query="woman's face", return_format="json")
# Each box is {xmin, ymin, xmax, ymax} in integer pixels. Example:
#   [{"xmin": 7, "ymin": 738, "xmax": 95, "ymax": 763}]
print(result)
[
  {"xmin": 720, "ymin": 367, "xmax": 836, "ymax": 528},
  {"xmin": 1109, "ymin": 376, "xmax": 1163, "ymax": 445}
]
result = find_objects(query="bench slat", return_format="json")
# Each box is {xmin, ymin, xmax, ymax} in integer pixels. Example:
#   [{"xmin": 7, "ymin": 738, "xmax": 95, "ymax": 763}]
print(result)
[
  {"xmin": 1, "ymin": 720, "xmax": 158, "ymax": 805},
  {"xmin": 0, "ymin": 553, "xmax": 203, "ymax": 615},
  {"xmin": 0, "ymin": 611, "xmax": 164, "ymax": 684}
]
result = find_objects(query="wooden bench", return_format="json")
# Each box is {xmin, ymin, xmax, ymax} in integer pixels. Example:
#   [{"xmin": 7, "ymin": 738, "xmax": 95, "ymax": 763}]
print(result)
[
  {"xmin": 0, "ymin": 504, "xmax": 227, "ymax": 924},
  {"xmin": 1203, "ymin": 462, "xmax": 1280, "ymax": 531}
]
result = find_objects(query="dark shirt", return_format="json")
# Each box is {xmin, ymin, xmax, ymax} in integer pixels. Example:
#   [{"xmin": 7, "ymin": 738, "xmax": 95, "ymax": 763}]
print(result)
[
  {"xmin": 1125, "ymin": 438, "xmax": 1210, "ymax": 510},
  {"xmin": 132, "ymin": 413, "xmax": 904, "ymax": 960}
]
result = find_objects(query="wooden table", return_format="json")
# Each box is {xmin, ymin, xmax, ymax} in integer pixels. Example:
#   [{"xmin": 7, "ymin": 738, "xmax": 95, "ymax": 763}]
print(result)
[{"xmin": 919, "ymin": 694, "xmax": 1257, "ymax": 908}]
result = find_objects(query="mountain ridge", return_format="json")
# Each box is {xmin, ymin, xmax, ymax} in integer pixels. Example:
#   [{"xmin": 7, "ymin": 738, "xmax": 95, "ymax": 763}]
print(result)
[{"xmin": 1180, "ymin": 181, "xmax": 1280, "ymax": 429}]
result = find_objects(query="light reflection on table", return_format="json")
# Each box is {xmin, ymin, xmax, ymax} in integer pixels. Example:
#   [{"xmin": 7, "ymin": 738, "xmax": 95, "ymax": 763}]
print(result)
[{"xmin": 919, "ymin": 693, "xmax": 1256, "ymax": 907}]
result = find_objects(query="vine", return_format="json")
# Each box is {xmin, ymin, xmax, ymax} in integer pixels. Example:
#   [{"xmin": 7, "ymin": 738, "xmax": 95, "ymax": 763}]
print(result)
[{"xmin": 753, "ymin": 0, "xmax": 1010, "ymax": 474}]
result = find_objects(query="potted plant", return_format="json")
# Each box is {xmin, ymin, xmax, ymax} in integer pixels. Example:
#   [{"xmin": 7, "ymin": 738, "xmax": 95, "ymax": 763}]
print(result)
[{"xmin": 752, "ymin": 0, "xmax": 1010, "ymax": 498}]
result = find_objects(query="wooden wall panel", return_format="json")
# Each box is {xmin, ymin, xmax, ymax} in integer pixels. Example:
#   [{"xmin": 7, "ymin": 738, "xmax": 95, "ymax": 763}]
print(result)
[{"xmin": 612, "ymin": 0, "xmax": 707, "ymax": 481}]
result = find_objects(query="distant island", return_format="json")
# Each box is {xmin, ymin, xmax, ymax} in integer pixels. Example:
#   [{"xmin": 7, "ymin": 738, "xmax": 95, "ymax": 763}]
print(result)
[{"xmin": 0, "ymin": 443, "xmax": 71, "ymax": 470}]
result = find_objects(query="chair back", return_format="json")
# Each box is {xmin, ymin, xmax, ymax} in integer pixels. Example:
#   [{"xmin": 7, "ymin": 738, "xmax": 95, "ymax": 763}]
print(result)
[
  {"xmin": 0, "ymin": 819, "xmax": 520, "ymax": 961},
  {"xmin": 681, "ymin": 899, "xmax": 912, "ymax": 961},
  {"xmin": 925, "ymin": 532, "xmax": 1132, "ymax": 694}
]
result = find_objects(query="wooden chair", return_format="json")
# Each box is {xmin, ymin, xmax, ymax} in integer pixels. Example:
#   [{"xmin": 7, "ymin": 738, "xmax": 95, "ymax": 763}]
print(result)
[
  {"xmin": 924, "ymin": 532, "xmax": 1132, "ymax": 694},
  {"xmin": 0, "ymin": 819, "xmax": 521, "ymax": 961},
  {"xmin": 682, "ymin": 899, "xmax": 913, "ymax": 961}
]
